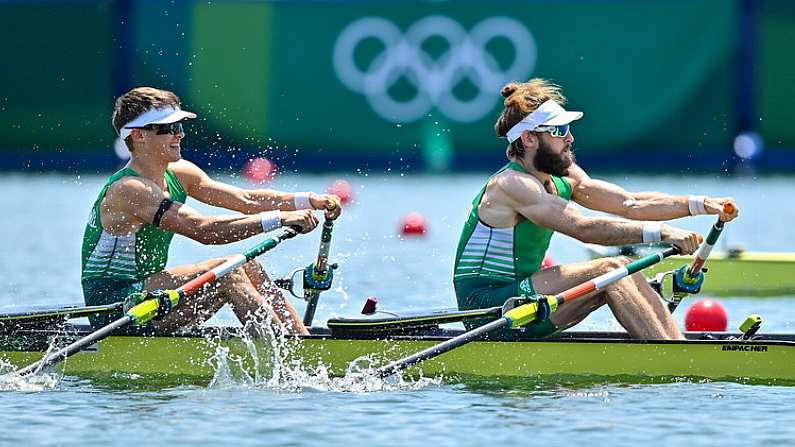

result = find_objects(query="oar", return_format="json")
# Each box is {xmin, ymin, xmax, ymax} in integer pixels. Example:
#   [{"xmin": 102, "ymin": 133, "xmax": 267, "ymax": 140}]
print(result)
[
  {"xmin": 301, "ymin": 218, "xmax": 336, "ymax": 326},
  {"xmin": 15, "ymin": 228, "xmax": 299, "ymax": 377},
  {"xmin": 372, "ymin": 245, "xmax": 682, "ymax": 378},
  {"xmin": 0, "ymin": 302, "xmax": 124, "ymax": 330},
  {"xmin": 667, "ymin": 202, "xmax": 736, "ymax": 312}
]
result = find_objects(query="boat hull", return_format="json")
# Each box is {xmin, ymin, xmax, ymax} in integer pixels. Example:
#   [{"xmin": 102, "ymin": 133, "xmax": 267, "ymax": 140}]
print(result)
[
  {"xmin": 2, "ymin": 328, "xmax": 794, "ymax": 386},
  {"xmin": 649, "ymin": 252, "xmax": 795, "ymax": 297}
]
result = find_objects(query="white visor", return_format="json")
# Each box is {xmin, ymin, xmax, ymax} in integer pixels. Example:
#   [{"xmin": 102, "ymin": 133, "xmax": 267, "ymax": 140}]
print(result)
[
  {"xmin": 505, "ymin": 100, "xmax": 583, "ymax": 143},
  {"xmin": 119, "ymin": 106, "xmax": 197, "ymax": 140}
]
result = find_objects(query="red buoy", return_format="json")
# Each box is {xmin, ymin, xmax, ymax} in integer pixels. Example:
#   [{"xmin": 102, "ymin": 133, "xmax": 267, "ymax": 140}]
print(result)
[
  {"xmin": 243, "ymin": 157, "xmax": 277, "ymax": 183},
  {"xmin": 685, "ymin": 298, "xmax": 728, "ymax": 332},
  {"xmin": 541, "ymin": 255, "xmax": 556, "ymax": 269},
  {"xmin": 400, "ymin": 212, "xmax": 428, "ymax": 236},
  {"xmin": 327, "ymin": 180, "xmax": 354, "ymax": 205}
]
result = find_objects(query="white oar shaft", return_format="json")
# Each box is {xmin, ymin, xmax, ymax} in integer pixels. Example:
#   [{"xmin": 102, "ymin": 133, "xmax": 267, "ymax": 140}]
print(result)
[{"xmin": 208, "ymin": 254, "xmax": 248, "ymax": 279}]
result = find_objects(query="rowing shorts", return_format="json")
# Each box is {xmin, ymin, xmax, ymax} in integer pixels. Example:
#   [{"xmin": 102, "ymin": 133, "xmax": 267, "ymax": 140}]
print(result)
[
  {"xmin": 81, "ymin": 278, "xmax": 154, "ymax": 335},
  {"xmin": 454, "ymin": 277, "xmax": 559, "ymax": 338}
]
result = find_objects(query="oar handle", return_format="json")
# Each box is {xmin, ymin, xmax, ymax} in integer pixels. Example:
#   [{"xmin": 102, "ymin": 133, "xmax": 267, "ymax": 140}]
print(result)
[
  {"xmin": 687, "ymin": 202, "xmax": 735, "ymax": 276},
  {"xmin": 303, "ymin": 219, "xmax": 336, "ymax": 327},
  {"xmin": 313, "ymin": 219, "xmax": 335, "ymax": 273}
]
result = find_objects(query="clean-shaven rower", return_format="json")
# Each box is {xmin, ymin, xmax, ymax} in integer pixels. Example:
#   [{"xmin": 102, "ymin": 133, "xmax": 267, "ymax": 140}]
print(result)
[
  {"xmin": 453, "ymin": 78, "xmax": 738, "ymax": 340},
  {"xmin": 82, "ymin": 87, "xmax": 341, "ymax": 335}
]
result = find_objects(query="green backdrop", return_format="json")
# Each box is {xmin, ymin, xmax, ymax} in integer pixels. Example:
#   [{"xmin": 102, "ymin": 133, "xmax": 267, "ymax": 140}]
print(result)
[{"xmin": 0, "ymin": 0, "xmax": 791, "ymax": 169}]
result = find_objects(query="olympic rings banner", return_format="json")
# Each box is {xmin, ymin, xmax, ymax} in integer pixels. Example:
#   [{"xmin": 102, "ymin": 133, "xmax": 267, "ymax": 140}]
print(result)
[
  {"xmin": 235, "ymin": 1, "xmax": 737, "ymax": 159},
  {"xmin": 332, "ymin": 16, "xmax": 537, "ymax": 124},
  {"xmin": 4, "ymin": 0, "xmax": 793, "ymax": 170}
]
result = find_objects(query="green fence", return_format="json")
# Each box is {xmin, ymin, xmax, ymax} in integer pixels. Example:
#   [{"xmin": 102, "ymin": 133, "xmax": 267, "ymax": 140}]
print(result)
[
  {"xmin": 759, "ymin": 0, "xmax": 795, "ymax": 148},
  {"xmin": 0, "ymin": 0, "xmax": 791, "ymax": 170},
  {"xmin": 1, "ymin": 2, "xmax": 114, "ymax": 151}
]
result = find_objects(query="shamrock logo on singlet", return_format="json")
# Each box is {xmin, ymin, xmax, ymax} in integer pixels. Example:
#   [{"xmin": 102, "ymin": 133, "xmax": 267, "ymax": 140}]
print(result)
[{"xmin": 519, "ymin": 278, "xmax": 534, "ymax": 296}]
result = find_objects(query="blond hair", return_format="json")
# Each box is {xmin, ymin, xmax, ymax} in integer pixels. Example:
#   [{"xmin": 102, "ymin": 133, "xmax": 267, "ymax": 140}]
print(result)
[
  {"xmin": 112, "ymin": 87, "xmax": 183, "ymax": 150},
  {"xmin": 494, "ymin": 78, "xmax": 568, "ymax": 157}
]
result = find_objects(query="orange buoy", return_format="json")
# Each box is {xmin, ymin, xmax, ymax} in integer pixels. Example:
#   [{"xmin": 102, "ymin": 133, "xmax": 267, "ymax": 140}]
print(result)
[
  {"xmin": 685, "ymin": 298, "xmax": 728, "ymax": 331},
  {"xmin": 327, "ymin": 180, "xmax": 354, "ymax": 205},
  {"xmin": 400, "ymin": 212, "xmax": 428, "ymax": 236},
  {"xmin": 243, "ymin": 157, "xmax": 277, "ymax": 183}
]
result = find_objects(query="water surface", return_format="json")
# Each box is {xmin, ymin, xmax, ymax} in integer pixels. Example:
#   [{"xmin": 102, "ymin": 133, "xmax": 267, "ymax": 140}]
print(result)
[{"xmin": 1, "ymin": 172, "xmax": 793, "ymax": 446}]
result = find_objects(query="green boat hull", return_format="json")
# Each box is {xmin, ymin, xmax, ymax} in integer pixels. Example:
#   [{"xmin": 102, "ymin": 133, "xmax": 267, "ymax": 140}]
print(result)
[
  {"xmin": 3, "ymin": 328, "xmax": 795, "ymax": 386},
  {"xmin": 649, "ymin": 252, "xmax": 795, "ymax": 297}
]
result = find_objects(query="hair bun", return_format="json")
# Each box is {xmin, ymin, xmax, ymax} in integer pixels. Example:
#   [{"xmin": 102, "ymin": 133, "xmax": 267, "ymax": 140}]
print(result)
[{"xmin": 500, "ymin": 82, "xmax": 519, "ymax": 98}]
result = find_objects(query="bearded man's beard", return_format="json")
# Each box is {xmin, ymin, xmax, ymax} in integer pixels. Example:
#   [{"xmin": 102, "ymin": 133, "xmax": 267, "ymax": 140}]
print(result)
[{"xmin": 533, "ymin": 139, "xmax": 574, "ymax": 176}]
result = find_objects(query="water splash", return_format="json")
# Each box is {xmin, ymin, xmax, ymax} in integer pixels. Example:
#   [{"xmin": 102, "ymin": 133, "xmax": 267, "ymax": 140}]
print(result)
[
  {"xmin": 329, "ymin": 354, "xmax": 442, "ymax": 393},
  {"xmin": 0, "ymin": 341, "xmax": 63, "ymax": 392},
  {"xmin": 203, "ymin": 316, "xmax": 441, "ymax": 393},
  {"xmin": 0, "ymin": 368, "xmax": 60, "ymax": 392},
  {"xmin": 0, "ymin": 313, "xmax": 442, "ymax": 392}
]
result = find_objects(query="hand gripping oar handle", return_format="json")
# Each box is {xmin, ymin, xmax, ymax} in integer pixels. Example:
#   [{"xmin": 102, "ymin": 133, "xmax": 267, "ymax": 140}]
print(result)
[
  {"xmin": 669, "ymin": 202, "xmax": 736, "ymax": 312},
  {"xmin": 302, "ymin": 218, "xmax": 335, "ymax": 327},
  {"xmin": 15, "ymin": 228, "xmax": 299, "ymax": 377},
  {"xmin": 687, "ymin": 202, "xmax": 736, "ymax": 276},
  {"xmin": 372, "ymin": 246, "xmax": 681, "ymax": 379}
]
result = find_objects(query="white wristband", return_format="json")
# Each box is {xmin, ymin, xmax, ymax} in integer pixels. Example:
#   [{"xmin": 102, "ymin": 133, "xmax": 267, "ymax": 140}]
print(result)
[
  {"xmin": 642, "ymin": 222, "xmax": 662, "ymax": 243},
  {"xmin": 293, "ymin": 192, "xmax": 312, "ymax": 210},
  {"xmin": 688, "ymin": 195, "xmax": 708, "ymax": 215},
  {"xmin": 260, "ymin": 211, "xmax": 282, "ymax": 233}
]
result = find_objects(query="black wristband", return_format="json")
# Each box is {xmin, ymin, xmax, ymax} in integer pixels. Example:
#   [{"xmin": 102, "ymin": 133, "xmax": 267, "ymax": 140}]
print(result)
[{"xmin": 153, "ymin": 199, "xmax": 174, "ymax": 227}]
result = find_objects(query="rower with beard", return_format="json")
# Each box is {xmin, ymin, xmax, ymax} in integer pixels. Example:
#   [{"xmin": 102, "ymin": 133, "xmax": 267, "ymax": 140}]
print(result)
[{"xmin": 452, "ymin": 78, "xmax": 739, "ymax": 340}]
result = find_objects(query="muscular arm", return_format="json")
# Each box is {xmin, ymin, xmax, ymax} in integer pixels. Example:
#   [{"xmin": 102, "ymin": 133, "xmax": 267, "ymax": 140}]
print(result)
[
  {"xmin": 568, "ymin": 165, "xmax": 690, "ymax": 220},
  {"xmin": 105, "ymin": 178, "xmax": 269, "ymax": 245},
  {"xmin": 168, "ymin": 160, "xmax": 343, "ymax": 221},
  {"xmin": 569, "ymin": 165, "xmax": 738, "ymax": 222},
  {"xmin": 170, "ymin": 160, "xmax": 305, "ymax": 213},
  {"xmin": 497, "ymin": 172, "xmax": 651, "ymax": 246}
]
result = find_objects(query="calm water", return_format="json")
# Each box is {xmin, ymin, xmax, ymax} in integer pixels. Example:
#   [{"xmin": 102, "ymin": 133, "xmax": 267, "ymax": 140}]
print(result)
[{"xmin": 1, "ymin": 171, "xmax": 795, "ymax": 446}]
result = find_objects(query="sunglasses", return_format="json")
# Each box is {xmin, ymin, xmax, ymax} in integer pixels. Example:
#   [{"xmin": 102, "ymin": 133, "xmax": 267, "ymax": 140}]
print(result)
[
  {"xmin": 534, "ymin": 123, "xmax": 570, "ymax": 138},
  {"xmin": 133, "ymin": 122, "xmax": 184, "ymax": 135}
]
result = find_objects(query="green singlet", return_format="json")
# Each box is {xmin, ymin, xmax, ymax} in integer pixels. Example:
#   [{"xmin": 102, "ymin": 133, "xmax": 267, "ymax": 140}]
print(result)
[
  {"xmin": 80, "ymin": 167, "xmax": 186, "ymax": 329},
  {"xmin": 452, "ymin": 162, "xmax": 572, "ymax": 336}
]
